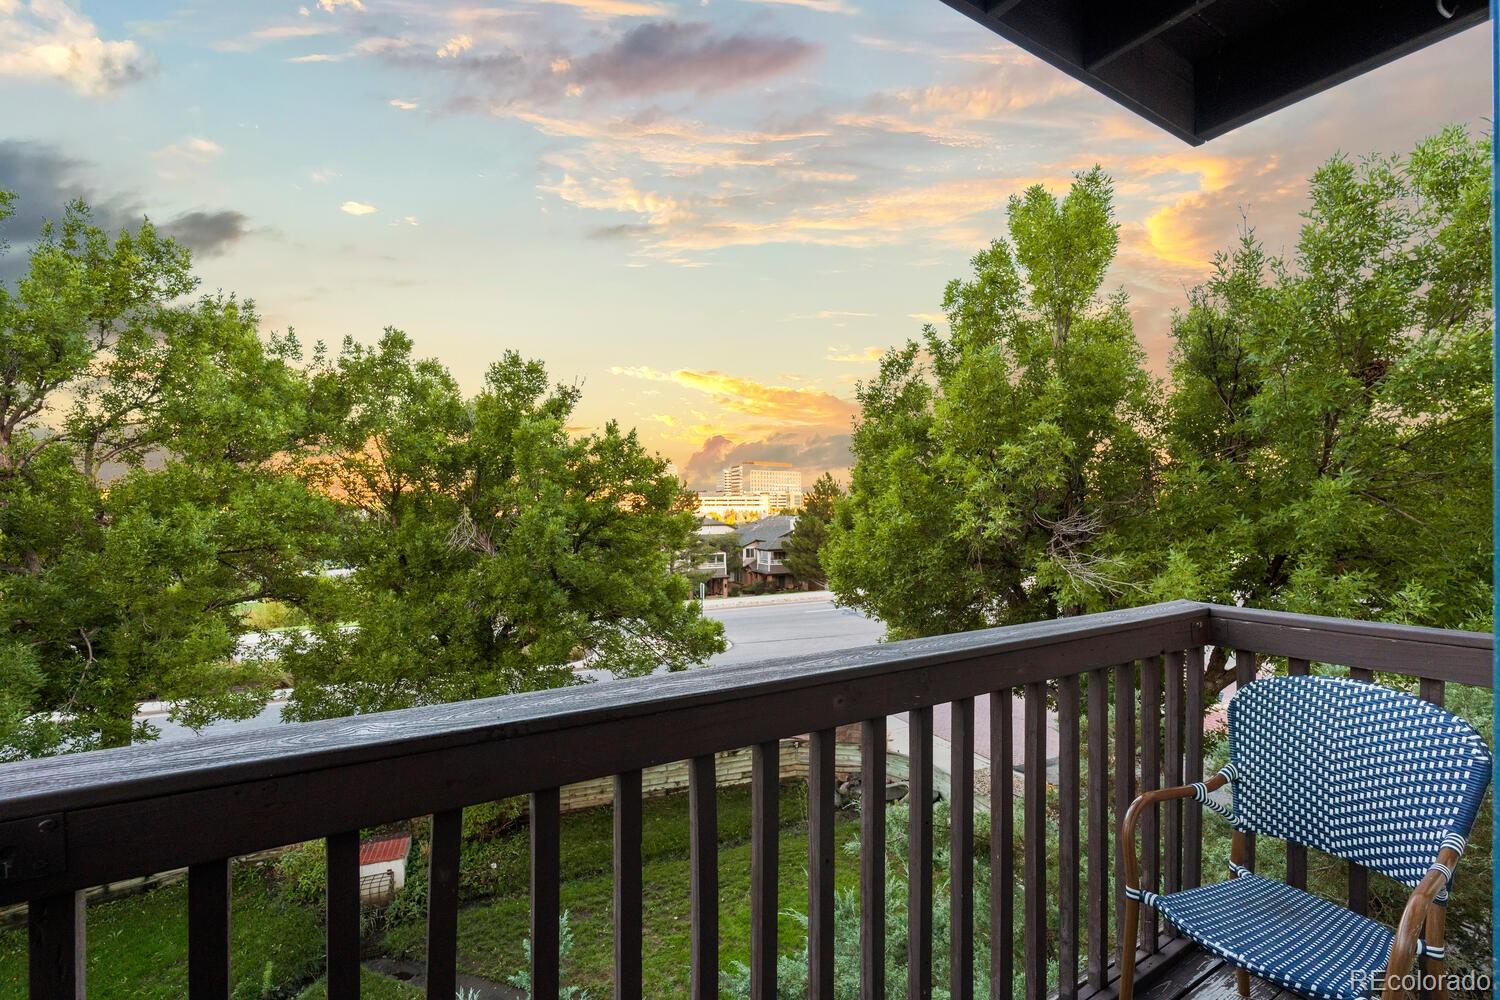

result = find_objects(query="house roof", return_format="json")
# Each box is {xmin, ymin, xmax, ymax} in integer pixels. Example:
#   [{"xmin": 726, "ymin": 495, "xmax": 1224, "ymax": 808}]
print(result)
[
  {"xmin": 934, "ymin": 0, "xmax": 1488, "ymax": 145},
  {"xmin": 359, "ymin": 833, "xmax": 411, "ymax": 866},
  {"xmin": 737, "ymin": 515, "xmax": 798, "ymax": 547}
]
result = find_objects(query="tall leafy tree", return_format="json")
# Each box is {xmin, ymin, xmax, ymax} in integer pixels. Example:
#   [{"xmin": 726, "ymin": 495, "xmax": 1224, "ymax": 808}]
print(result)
[
  {"xmin": 782, "ymin": 472, "xmax": 843, "ymax": 587},
  {"xmin": 0, "ymin": 196, "xmax": 340, "ymax": 756},
  {"xmin": 824, "ymin": 169, "xmax": 1158, "ymax": 637},
  {"xmin": 1151, "ymin": 126, "xmax": 1493, "ymax": 690},
  {"xmin": 282, "ymin": 330, "xmax": 725, "ymax": 719}
]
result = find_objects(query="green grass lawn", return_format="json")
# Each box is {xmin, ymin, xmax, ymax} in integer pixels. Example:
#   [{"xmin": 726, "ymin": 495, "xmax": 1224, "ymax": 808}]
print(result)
[
  {"xmin": 0, "ymin": 871, "xmax": 324, "ymax": 1000},
  {"xmin": 296, "ymin": 968, "xmax": 422, "ymax": 999},
  {"xmin": 384, "ymin": 781, "xmax": 863, "ymax": 996}
]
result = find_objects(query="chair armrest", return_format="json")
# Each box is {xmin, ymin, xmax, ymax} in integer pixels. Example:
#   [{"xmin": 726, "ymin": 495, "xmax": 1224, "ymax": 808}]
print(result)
[
  {"xmin": 1121, "ymin": 772, "xmax": 1230, "ymax": 893},
  {"xmin": 1382, "ymin": 845, "xmax": 1462, "ymax": 998}
]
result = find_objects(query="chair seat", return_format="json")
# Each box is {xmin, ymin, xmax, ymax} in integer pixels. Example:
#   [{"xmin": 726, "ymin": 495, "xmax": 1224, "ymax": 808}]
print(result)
[{"xmin": 1148, "ymin": 873, "xmax": 1396, "ymax": 1000}]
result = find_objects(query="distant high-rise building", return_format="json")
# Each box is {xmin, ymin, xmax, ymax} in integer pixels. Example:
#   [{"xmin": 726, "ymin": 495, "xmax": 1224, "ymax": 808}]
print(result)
[
  {"xmin": 719, "ymin": 461, "xmax": 803, "ymax": 509},
  {"xmin": 694, "ymin": 492, "xmax": 772, "ymax": 521}
]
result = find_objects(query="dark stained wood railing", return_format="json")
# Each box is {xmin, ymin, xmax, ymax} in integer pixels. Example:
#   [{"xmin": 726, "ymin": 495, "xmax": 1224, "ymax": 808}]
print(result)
[{"xmin": 0, "ymin": 601, "xmax": 1490, "ymax": 1000}]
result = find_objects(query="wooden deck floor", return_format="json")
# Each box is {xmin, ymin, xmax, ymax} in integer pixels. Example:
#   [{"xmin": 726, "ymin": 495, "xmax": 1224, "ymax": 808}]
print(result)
[{"xmin": 1140, "ymin": 947, "xmax": 1302, "ymax": 1000}]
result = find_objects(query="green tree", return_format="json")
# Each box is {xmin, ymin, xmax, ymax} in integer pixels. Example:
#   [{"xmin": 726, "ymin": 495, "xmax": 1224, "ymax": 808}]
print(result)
[
  {"xmin": 1150, "ymin": 126, "xmax": 1493, "ymax": 691},
  {"xmin": 677, "ymin": 527, "xmax": 741, "ymax": 592},
  {"xmin": 281, "ymin": 330, "xmax": 725, "ymax": 719},
  {"xmin": 782, "ymin": 473, "xmax": 843, "ymax": 587},
  {"xmin": 824, "ymin": 168, "xmax": 1158, "ymax": 637},
  {"xmin": 0, "ymin": 195, "xmax": 340, "ymax": 756}
]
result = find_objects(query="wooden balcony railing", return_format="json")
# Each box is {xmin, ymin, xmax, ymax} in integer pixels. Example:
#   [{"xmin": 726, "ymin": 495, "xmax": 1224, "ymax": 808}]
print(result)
[{"xmin": 0, "ymin": 600, "xmax": 1490, "ymax": 999}]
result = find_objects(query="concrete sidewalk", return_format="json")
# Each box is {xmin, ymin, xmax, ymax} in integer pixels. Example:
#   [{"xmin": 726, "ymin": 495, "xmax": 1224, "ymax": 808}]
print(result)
[{"xmin": 700, "ymin": 589, "xmax": 838, "ymax": 610}]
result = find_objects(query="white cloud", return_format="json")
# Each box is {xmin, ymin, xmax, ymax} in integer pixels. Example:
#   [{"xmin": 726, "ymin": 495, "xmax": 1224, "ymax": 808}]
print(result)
[
  {"xmin": 340, "ymin": 201, "xmax": 378, "ymax": 216},
  {"xmin": 288, "ymin": 52, "xmax": 341, "ymax": 63},
  {"xmin": 436, "ymin": 34, "xmax": 473, "ymax": 58},
  {"xmin": 525, "ymin": 0, "xmax": 671, "ymax": 18},
  {"xmin": 310, "ymin": 167, "xmax": 339, "ymax": 183},
  {"xmin": 317, "ymin": 0, "xmax": 365, "ymax": 10},
  {"xmin": 826, "ymin": 345, "xmax": 885, "ymax": 362},
  {"xmin": 389, "ymin": 98, "xmax": 419, "ymax": 110},
  {"xmin": 214, "ymin": 23, "xmax": 330, "ymax": 52},
  {"xmin": 789, "ymin": 310, "xmax": 874, "ymax": 320},
  {"xmin": 156, "ymin": 136, "xmax": 223, "ymax": 160},
  {"xmin": 153, "ymin": 136, "xmax": 224, "ymax": 177},
  {"xmin": 0, "ymin": 0, "xmax": 155, "ymax": 95}
]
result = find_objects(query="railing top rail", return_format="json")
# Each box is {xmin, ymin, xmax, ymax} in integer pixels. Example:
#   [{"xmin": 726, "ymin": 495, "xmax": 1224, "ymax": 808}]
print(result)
[
  {"xmin": 1203, "ymin": 605, "xmax": 1491, "ymax": 685},
  {"xmin": 1205, "ymin": 604, "xmax": 1491, "ymax": 649},
  {"xmin": 3, "ymin": 601, "xmax": 1494, "ymax": 824},
  {"xmin": 0, "ymin": 600, "xmax": 1208, "ymax": 821}
]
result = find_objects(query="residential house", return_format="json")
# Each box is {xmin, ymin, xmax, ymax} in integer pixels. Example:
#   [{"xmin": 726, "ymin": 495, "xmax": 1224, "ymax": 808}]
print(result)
[{"xmin": 736, "ymin": 515, "xmax": 801, "ymax": 590}]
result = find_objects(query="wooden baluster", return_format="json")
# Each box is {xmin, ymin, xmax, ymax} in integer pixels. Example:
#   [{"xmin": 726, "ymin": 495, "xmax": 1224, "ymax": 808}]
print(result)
[
  {"xmin": 1113, "ymin": 662, "xmax": 1136, "ymax": 969},
  {"xmin": 1285, "ymin": 658, "xmax": 1310, "ymax": 890},
  {"xmin": 28, "ymin": 891, "xmax": 85, "ymax": 1000},
  {"xmin": 1234, "ymin": 650, "xmax": 1257, "ymax": 872},
  {"xmin": 531, "ymin": 789, "xmax": 562, "ymax": 1000},
  {"xmin": 1419, "ymin": 677, "xmax": 1446, "ymax": 707},
  {"xmin": 990, "ymin": 690, "xmax": 1014, "ymax": 1000},
  {"xmin": 1346, "ymin": 666, "xmax": 1373, "ymax": 914},
  {"xmin": 1163, "ymin": 651, "xmax": 1184, "ymax": 931},
  {"xmin": 1085, "ymin": 670, "xmax": 1109, "ymax": 991},
  {"xmin": 1183, "ymin": 648, "xmax": 1204, "ymax": 891},
  {"xmin": 427, "ymin": 810, "xmax": 463, "ymax": 1000},
  {"xmin": 613, "ymin": 774, "xmax": 643, "ymax": 1000},
  {"xmin": 861, "ymin": 719, "xmax": 886, "ymax": 1000},
  {"xmin": 1139, "ymin": 656, "xmax": 1162, "ymax": 953},
  {"xmin": 1022, "ymin": 682, "xmax": 1046, "ymax": 1000},
  {"xmin": 810, "ymin": 729, "xmax": 836, "ymax": 1000},
  {"xmin": 188, "ymin": 858, "xmax": 231, "ymax": 1000},
  {"xmin": 751, "ymin": 743, "xmax": 779, "ymax": 1000},
  {"xmin": 326, "ymin": 831, "xmax": 361, "ymax": 1000},
  {"xmin": 950, "ymin": 698, "xmax": 975, "ymax": 1000},
  {"xmin": 689, "ymin": 756, "xmax": 718, "ymax": 1000},
  {"xmin": 1056, "ymin": 676, "xmax": 1080, "ymax": 1000},
  {"xmin": 908, "ymin": 706, "xmax": 934, "ymax": 1000}
]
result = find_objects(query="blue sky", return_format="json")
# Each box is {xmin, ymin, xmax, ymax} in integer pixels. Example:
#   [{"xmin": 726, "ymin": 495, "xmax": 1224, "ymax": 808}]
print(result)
[{"xmin": 0, "ymin": 0, "xmax": 1491, "ymax": 484}]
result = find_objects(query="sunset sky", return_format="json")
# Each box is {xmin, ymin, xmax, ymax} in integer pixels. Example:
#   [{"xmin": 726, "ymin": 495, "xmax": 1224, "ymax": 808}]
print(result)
[{"xmin": 0, "ymin": 0, "xmax": 1491, "ymax": 486}]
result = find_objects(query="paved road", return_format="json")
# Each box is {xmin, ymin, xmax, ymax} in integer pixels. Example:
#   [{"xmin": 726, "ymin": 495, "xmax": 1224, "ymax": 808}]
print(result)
[{"xmin": 704, "ymin": 599, "xmax": 885, "ymax": 665}]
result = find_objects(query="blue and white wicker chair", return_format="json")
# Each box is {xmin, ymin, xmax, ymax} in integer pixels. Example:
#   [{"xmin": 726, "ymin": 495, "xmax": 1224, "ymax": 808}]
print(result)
[{"xmin": 1119, "ymin": 674, "xmax": 1491, "ymax": 1000}]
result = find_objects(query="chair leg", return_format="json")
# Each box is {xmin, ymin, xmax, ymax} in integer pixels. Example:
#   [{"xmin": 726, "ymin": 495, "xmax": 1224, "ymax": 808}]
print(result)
[
  {"xmin": 1229, "ymin": 830, "xmax": 1251, "ymax": 999},
  {"xmin": 1425, "ymin": 908, "xmax": 1446, "ymax": 1000},
  {"xmin": 1119, "ymin": 897, "xmax": 1139, "ymax": 1000}
]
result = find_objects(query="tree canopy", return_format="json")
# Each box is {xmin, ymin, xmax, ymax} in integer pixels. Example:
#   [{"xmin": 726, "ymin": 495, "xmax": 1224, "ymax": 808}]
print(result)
[
  {"xmin": 828, "ymin": 128, "xmax": 1492, "ymax": 667},
  {"xmin": 0, "ymin": 196, "xmax": 723, "ymax": 756},
  {"xmin": 782, "ymin": 472, "xmax": 844, "ymax": 587},
  {"xmin": 824, "ymin": 167, "xmax": 1159, "ymax": 637},
  {"xmin": 1147, "ymin": 127, "xmax": 1492, "ymax": 686},
  {"xmin": 280, "ymin": 330, "xmax": 724, "ymax": 720},
  {"xmin": 0, "ymin": 198, "xmax": 340, "ymax": 756}
]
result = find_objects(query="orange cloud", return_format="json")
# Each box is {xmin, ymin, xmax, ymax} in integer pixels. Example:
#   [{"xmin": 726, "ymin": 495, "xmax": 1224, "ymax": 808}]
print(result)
[{"xmin": 611, "ymin": 366, "xmax": 857, "ymax": 426}]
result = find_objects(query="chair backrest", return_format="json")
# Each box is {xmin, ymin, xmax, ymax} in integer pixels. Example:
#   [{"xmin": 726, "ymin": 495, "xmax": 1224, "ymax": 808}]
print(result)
[{"xmin": 1228, "ymin": 674, "xmax": 1492, "ymax": 888}]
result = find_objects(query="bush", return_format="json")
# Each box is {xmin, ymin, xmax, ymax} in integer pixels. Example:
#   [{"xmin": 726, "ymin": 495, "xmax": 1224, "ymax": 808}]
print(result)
[{"xmin": 275, "ymin": 842, "xmax": 327, "ymax": 909}]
